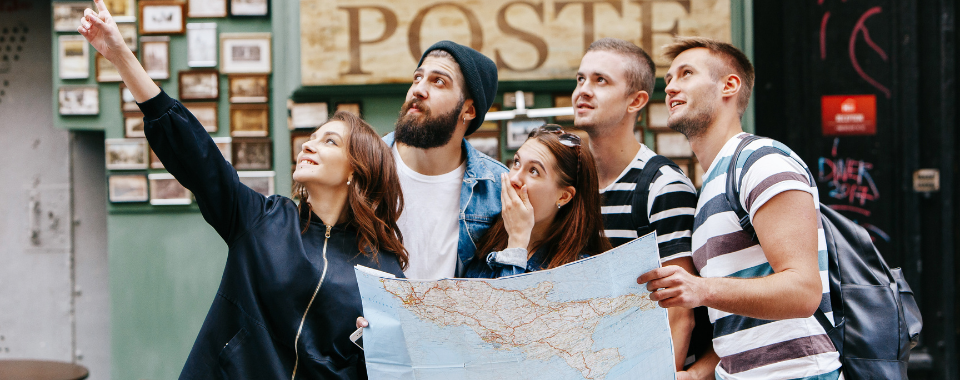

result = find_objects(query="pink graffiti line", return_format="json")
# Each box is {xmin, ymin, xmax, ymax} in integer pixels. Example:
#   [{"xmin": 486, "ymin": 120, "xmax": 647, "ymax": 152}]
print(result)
[
  {"xmin": 820, "ymin": 12, "xmax": 831, "ymax": 60},
  {"xmin": 849, "ymin": 6, "xmax": 891, "ymax": 98}
]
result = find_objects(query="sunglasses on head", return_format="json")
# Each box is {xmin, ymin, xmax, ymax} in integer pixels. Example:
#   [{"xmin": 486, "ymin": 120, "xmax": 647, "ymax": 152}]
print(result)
[{"xmin": 532, "ymin": 124, "xmax": 582, "ymax": 148}]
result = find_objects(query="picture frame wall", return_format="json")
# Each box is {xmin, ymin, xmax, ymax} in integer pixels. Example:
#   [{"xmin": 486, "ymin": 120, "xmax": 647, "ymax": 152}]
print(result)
[
  {"xmin": 466, "ymin": 132, "xmax": 500, "ymax": 161},
  {"xmin": 237, "ymin": 171, "xmax": 275, "ymax": 196},
  {"xmin": 105, "ymin": 0, "xmax": 136, "ymax": 22},
  {"xmin": 232, "ymin": 138, "xmax": 272, "ymax": 170},
  {"xmin": 505, "ymin": 119, "xmax": 546, "ymax": 150},
  {"xmin": 105, "ymin": 138, "xmax": 149, "ymax": 170},
  {"xmin": 148, "ymin": 173, "xmax": 192, "ymax": 205},
  {"xmin": 117, "ymin": 22, "xmax": 138, "ymax": 51},
  {"xmin": 188, "ymin": 0, "xmax": 228, "ymax": 18},
  {"xmin": 96, "ymin": 53, "xmax": 126, "ymax": 82},
  {"xmin": 108, "ymin": 174, "xmax": 149, "ymax": 203},
  {"xmin": 212, "ymin": 137, "xmax": 233, "ymax": 164},
  {"xmin": 52, "ymin": 2, "xmax": 89, "ymax": 32},
  {"xmin": 187, "ymin": 23, "xmax": 218, "ymax": 67},
  {"xmin": 229, "ymin": 75, "xmax": 269, "ymax": 103},
  {"xmin": 140, "ymin": 2, "xmax": 186, "ymax": 35},
  {"xmin": 290, "ymin": 102, "xmax": 328, "ymax": 130},
  {"xmin": 335, "ymin": 102, "xmax": 361, "ymax": 117},
  {"xmin": 179, "ymin": 70, "xmax": 220, "ymax": 100},
  {"xmin": 141, "ymin": 36, "xmax": 170, "ymax": 80},
  {"xmin": 230, "ymin": 104, "xmax": 270, "ymax": 137},
  {"xmin": 124, "ymin": 112, "xmax": 145, "ymax": 138},
  {"xmin": 229, "ymin": 0, "xmax": 270, "ymax": 17},
  {"xmin": 59, "ymin": 86, "xmax": 99, "ymax": 116},
  {"xmin": 183, "ymin": 102, "xmax": 219, "ymax": 132},
  {"xmin": 220, "ymin": 33, "xmax": 272, "ymax": 74},
  {"xmin": 58, "ymin": 35, "xmax": 89, "ymax": 79}
]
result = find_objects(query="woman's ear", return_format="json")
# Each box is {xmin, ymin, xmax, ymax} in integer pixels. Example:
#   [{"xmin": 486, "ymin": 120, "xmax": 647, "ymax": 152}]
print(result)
[{"xmin": 558, "ymin": 186, "xmax": 576, "ymax": 207}]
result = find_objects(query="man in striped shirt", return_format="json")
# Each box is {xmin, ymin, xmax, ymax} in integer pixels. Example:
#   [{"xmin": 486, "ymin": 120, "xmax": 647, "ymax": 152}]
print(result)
[
  {"xmin": 573, "ymin": 38, "xmax": 698, "ymax": 371},
  {"xmin": 638, "ymin": 37, "xmax": 841, "ymax": 380}
]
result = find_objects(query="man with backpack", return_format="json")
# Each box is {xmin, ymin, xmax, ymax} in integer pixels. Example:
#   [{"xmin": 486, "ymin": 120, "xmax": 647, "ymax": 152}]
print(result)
[
  {"xmin": 572, "ymin": 38, "xmax": 699, "ymax": 371},
  {"xmin": 636, "ymin": 37, "xmax": 842, "ymax": 380}
]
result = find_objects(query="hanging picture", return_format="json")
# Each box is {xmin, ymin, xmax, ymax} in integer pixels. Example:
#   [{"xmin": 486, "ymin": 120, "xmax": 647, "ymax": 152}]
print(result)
[
  {"xmin": 477, "ymin": 103, "xmax": 501, "ymax": 132},
  {"xmin": 237, "ymin": 171, "xmax": 275, "ymax": 196},
  {"xmin": 148, "ymin": 173, "xmax": 193, "ymax": 205},
  {"xmin": 220, "ymin": 33, "xmax": 271, "ymax": 74},
  {"xmin": 290, "ymin": 102, "xmax": 328, "ymax": 130},
  {"xmin": 229, "ymin": 0, "xmax": 269, "ymax": 17},
  {"xmin": 59, "ymin": 86, "xmax": 99, "ymax": 115},
  {"xmin": 290, "ymin": 130, "xmax": 311, "ymax": 163},
  {"xmin": 188, "ymin": 0, "xmax": 228, "ymax": 18},
  {"xmin": 335, "ymin": 102, "xmax": 361, "ymax": 117},
  {"xmin": 108, "ymin": 174, "xmax": 149, "ymax": 203},
  {"xmin": 105, "ymin": 138, "xmax": 149, "ymax": 170},
  {"xmin": 140, "ymin": 2, "xmax": 186, "ymax": 35},
  {"xmin": 230, "ymin": 104, "xmax": 269, "ymax": 137},
  {"xmin": 232, "ymin": 138, "xmax": 272, "ymax": 170},
  {"xmin": 229, "ymin": 75, "xmax": 269, "ymax": 103},
  {"xmin": 187, "ymin": 23, "xmax": 218, "ymax": 67},
  {"xmin": 117, "ymin": 22, "xmax": 138, "ymax": 51},
  {"xmin": 505, "ymin": 119, "xmax": 546, "ymax": 149},
  {"xmin": 96, "ymin": 53, "xmax": 126, "ymax": 82},
  {"xmin": 52, "ymin": 2, "xmax": 89, "ymax": 32},
  {"xmin": 105, "ymin": 0, "xmax": 136, "ymax": 22},
  {"xmin": 179, "ymin": 70, "xmax": 220, "ymax": 100},
  {"xmin": 183, "ymin": 102, "xmax": 219, "ymax": 132},
  {"xmin": 647, "ymin": 103, "xmax": 670, "ymax": 131},
  {"xmin": 58, "ymin": 35, "xmax": 89, "ymax": 79},
  {"xmin": 552, "ymin": 93, "xmax": 575, "ymax": 122},
  {"xmin": 124, "ymin": 112, "xmax": 145, "ymax": 138},
  {"xmin": 149, "ymin": 147, "xmax": 164, "ymax": 169},
  {"xmin": 120, "ymin": 83, "xmax": 138, "ymax": 112},
  {"xmin": 212, "ymin": 137, "xmax": 233, "ymax": 163},
  {"xmin": 654, "ymin": 132, "xmax": 693, "ymax": 157},
  {"xmin": 466, "ymin": 132, "xmax": 500, "ymax": 161},
  {"xmin": 141, "ymin": 36, "xmax": 170, "ymax": 80}
]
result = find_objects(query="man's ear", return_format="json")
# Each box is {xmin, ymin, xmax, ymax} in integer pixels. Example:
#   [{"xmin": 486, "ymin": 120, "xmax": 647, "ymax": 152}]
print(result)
[
  {"xmin": 626, "ymin": 90, "xmax": 650, "ymax": 114},
  {"xmin": 461, "ymin": 99, "xmax": 477, "ymax": 124},
  {"xmin": 720, "ymin": 74, "xmax": 742, "ymax": 101}
]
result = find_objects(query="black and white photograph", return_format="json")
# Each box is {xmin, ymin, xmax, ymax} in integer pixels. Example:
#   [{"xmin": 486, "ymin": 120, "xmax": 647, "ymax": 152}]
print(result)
[
  {"xmin": 212, "ymin": 137, "xmax": 232, "ymax": 164},
  {"xmin": 290, "ymin": 131, "xmax": 310, "ymax": 163},
  {"xmin": 179, "ymin": 70, "xmax": 220, "ymax": 100},
  {"xmin": 188, "ymin": 0, "xmax": 227, "ymax": 18},
  {"xmin": 105, "ymin": 0, "xmax": 136, "ymax": 22},
  {"xmin": 646, "ymin": 103, "xmax": 669, "ymax": 131},
  {"xmin": 466, "ymin": 132, "xmax": 500, "ymax": 161},
  {"xmin": 232, "ymin": 138, "xmax": 272, "ymax": 170},
  {"xmin": 336, "ymin": 102, "xmax": 361, "ymax": 117},
  {"xmin": 141, "ymin": 36, "xmax": 170, "ymax": 80},
  {"xmin": 108, "ymin": 174, "xmax": 149, "ymax": 203},
  {"xmin": 124, "ymin": 112, "xmax": 145, "ymax": 138},
  {"xmin": 58, "ymin": 35, "xmax": 89, "ymax": 79},
  {"xmin": 654, "ymin": 132, "xmax": 693, "ymax": 158},
  {"xmin": 237, "ymin": 171, "xmax": 275, "ymax": 196},
  {"xmin": 229, "ymin": 75, "xmax": 268, "ymax": 103},
  {"xmin": 117, "ymin": 21, "xmax": 138, "ymax": 51},
  {"xmin": 290, "ymin": 102, "xmax": 328, "ymax": 130},
  {"xmin": 505, "ymin": 119, "xmax": 546, "ymax": 150},
  {"xmin": 230, "ymin": 104, "xmax": 269, "ymax": 137},
  {"xmin": 229, "ymin": 0, "xmax": 269, "ymax": 17},
  {"xmin": 187, "ymin": 23, "xmax": 218, "ymax": 67},
  {"xmin": 149, "ymin": 147, "xmax": 164, "ymax": 169},
  {"xmin": 105, "ymin": 138, "xmax": 149, "ymax": 170},
  {"xmin": 220, "ymin": 33, "xmax": 271, "ymax": 74},
  {"xmin": 139, "ymin": 2, "xmax": 186, "ymax": 35},
  {"xmin": 53, "ymin": 2, "xmax": 89, "ymax": 32},
  {"xmin": 183, "ymin": 102, "xmax": 219, "ymax": 132},
  {"xmin": 148, "ymin": 173, "xmax": 192, "ymax": 205},
  {"xmin": 59, "ymin": 86, "xmax": 99, "ymax": 115},
  {"xmin": 120, "ymin": 83, "xmax": 138, "ymax": 112},
  {"xmin": 96, "ymin": 53, "xmax": 125, "ymax": 82}
]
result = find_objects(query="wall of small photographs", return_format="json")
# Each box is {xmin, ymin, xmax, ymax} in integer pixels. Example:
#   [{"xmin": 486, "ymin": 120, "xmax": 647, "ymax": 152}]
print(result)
[{"xmin": 51, "ymin": 0, "xmax": 277, "ymax": 211}]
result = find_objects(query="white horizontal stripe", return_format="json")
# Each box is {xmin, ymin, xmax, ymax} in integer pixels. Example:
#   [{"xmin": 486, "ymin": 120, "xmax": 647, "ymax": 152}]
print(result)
[
  {"xmin": 715, "ymin": 351, "xmax": 840, "ymax": 380},
  {"xmin": 656, "ymin": 230, "xmax": 691, "ymax": 243},
  {"xmin": 650, "ymin": 207, "xmax": 695, "ymax": 222},
  {"xmin": 657, "ymin": 182, "xmax": 698, "ymax": 195},
  {"xmin": 713, "ymin": 318, "xmax": 829, "ymax": 357},
  {"xmin": 660, "ymin": 252, "xmax": 692, "ymax": 264},
  {"xmin": 605, "ymin": 182, "xmax": 636, "ymax": 192},
  {"xmin": 604, "ymin": 229, "xmax": 638, "ymax": 238},
  {"xmin": 601, "ymin": 205, "xmax": 632, "ymax": 214},
  {"xmin": 700, "ymin": 245, "xmax": 768, "ymax": 281}
]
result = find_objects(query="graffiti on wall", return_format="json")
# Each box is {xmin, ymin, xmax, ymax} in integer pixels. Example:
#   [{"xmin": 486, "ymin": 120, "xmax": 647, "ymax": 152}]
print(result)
[
  {"xmin": 817, "ymin": 0, "xmax": 891, "ymax": 98},
  {"xmin": 818, "ymin": 138, "xmax": 890, "ymax": 242}
]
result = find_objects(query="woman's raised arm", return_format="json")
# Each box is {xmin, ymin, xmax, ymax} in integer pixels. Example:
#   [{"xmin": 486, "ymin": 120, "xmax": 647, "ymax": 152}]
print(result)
[{"xmin": 78, "ymin": 0, "xmax": 159, "ymax": 102}]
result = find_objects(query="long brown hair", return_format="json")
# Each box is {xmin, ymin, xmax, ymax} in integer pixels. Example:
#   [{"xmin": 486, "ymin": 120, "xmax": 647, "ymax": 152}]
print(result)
[
  {"xmin": 474, "ymin": 130, "xmax": 611, "ymax": 270},
  {"xmin": 293, "ymin": 111, "xmax": 409, "ymax": 270}
]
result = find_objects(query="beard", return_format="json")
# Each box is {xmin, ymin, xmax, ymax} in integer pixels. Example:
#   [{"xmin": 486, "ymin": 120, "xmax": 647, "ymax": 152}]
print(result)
[
  {"xmin": 394, "ymin": 97, "xmax": 465, "ymax": 149},
  {"xmin": 667, "ymin": 103, "xmax": 713, "ymax": 139}
]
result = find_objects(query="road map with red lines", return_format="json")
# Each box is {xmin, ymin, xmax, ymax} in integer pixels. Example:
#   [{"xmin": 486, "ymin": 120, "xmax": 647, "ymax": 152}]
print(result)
[{"xmin": 357, "ymin": 233, "xmax": 676, "ymax": 380}]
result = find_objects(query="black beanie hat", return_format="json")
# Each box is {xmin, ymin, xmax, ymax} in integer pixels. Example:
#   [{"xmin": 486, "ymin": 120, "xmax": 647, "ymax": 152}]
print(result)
[{"xmin": 417, "ymin": 41, "xmax": 498, "ymax": 136}]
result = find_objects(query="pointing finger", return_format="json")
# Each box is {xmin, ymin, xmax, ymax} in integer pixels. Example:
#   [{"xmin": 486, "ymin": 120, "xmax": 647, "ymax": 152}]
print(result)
[{"xmin": 94, "ymin": 0, "xmax": 109, "ymax": 13}]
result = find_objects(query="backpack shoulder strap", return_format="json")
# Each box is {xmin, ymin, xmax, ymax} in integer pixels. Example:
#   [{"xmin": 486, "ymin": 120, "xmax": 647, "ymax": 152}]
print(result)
[
  {"xmin": 724, "ymin": 135, "xmax": 763, "ymax": 237},
  {"xmin": 632, "ymin": 155, "xmax": 680, "ymax": 231}
]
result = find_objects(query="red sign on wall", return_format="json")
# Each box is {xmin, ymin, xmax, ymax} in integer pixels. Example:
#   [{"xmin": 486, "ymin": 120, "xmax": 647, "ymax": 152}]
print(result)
[{"xmin": 821, "ymin": 95, "xmax": 877, "ymax": 136}]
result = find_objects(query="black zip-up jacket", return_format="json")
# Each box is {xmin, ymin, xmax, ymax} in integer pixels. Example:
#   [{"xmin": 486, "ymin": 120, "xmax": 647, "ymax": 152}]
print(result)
[{"xmin": 140, "ymin": 90, "xmax": 405, "ymax": 379}]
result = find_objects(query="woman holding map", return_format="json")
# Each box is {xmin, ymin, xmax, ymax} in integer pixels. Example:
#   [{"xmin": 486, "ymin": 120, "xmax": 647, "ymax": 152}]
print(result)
[
  {"xmin": 463, "ymin": 125, "xmax": 612, "ymax": 278},
  {"xmin": 78, "ymin": 1, "xmax": 408, "ymax": 378}
]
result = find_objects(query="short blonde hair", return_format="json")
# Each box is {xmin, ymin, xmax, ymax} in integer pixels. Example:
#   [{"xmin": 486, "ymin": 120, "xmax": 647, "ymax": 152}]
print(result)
[{"xmin": 662, "ymin": 37, "xmax": 755, "ymax": 117}]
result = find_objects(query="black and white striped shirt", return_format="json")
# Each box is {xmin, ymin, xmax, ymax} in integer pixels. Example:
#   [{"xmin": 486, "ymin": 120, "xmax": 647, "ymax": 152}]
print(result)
[{"xmin": 600, "ymin": 145, "xmax": 697, "ymax": 263}]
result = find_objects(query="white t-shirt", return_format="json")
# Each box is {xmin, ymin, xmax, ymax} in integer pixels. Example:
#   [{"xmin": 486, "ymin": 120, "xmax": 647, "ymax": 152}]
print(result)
[{"xmin": 393, "ymin": 145, "xmax": 465, "ymax": 280}]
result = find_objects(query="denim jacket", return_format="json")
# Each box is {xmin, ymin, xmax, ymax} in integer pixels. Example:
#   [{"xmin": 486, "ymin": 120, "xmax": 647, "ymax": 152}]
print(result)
[{"xmin": 383, "ymin": 132, "xmax": 508, "ymax": 276}]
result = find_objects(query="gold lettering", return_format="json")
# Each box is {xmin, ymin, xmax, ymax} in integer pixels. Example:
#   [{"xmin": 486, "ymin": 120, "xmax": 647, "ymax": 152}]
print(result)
[
  {"xmin": 632, "ymin": 0, "xmax": 691, "ymax": 67},
  {"xmin": 338, "ymin": 6, "xmax": 398, "ymax": 75},
  {"xmin": 408, "ymin": 3, "xmax": 484, "ymax": 61},
  {"xmin": 553, "ymin": 0, "xmax": 623, "ymax": 51},
  {"xmin": 496, "ymin": 1, "xmax": 549, "ymax": 72}
]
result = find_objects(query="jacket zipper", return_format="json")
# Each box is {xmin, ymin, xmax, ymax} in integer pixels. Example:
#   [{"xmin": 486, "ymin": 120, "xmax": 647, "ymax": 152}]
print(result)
[{"xmin": 291, "ymin": 224, "xmax": 332, "ymax": 380}]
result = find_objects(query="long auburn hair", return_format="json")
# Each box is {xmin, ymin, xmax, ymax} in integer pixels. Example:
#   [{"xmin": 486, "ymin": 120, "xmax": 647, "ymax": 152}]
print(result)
[
  {"xmin": 474, "ymin": 130, "xmax": 611, "ymax": 270},
  {"xmin": 293, "ymin": 111, "xmax": 408, "ymax": 270}
]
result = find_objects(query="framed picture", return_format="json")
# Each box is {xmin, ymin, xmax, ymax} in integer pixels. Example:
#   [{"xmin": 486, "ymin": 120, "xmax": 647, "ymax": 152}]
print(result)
[
  {"xmin": 96, "ymin": 53, "xmax": 126, "ymax": 82},
  {"xmin": 335, "ymin": 102, "xmax": 361, "ymax": 116},
  {"xmin": 505, "ymin": 119, "xmax": 546, "ymax": 150},
  {"xmin": 183, "ymin": 102, "xmax": 219, "ymax": 132},
  {"xmin": 59, "ymin": 86, "xmax": 99, "ymax": 115},
  {"xmin": 187, "ymin": 23, "xmax": 217, "ymax": 67},
  {"xmin": 220, "ymin": 33, "xmax": 271, "ymax": 74},
  {"xmin": 188, "ymin": 0, "xmax": 227, "ymax": 18},
  {"xmin": 654, "ymin": 132, "xmax": 693, "ymax": 157},
  {"xmin": 108, "ymin": 174, "xmax": 149, "ymax": 203},
  {"xmin": 148, "ymin": 173, "xmax": 192, "ymax": 205},
  {"xmin": 124, "ymin": 112, "xmax": 145, "ymax": 138},
  {"xmin": 552, "ymin": 93, "xmax": 575, "ymax": 122},
  {"xmin": 290, "ymin": 130, "xmax": 311, "ymax": 163},
  {"xmin": 141, "ymin": 36, "xmax": 170, "ymax": 80},
  {"xmin": 179, "ymin": 70, "xmax": 220, "ymax": 100},
  {"xmin": 238, "ymin": 171, "xmax": 275, "ymax": 196},
  {"xmin": 230, "ymin": 104, "xmax": 269, "ymax": 137},
  {"xmin": 52, "ymin": 2, "xmax": 89, "ymax": 32},
  {"xmin": 477, "ymin": 103, "xmax": 501, "ymax": 132},
  {"xmin": 120, "ymin": 83, "xmax": 137, "ymax": 112},
  {"xmin": 229, "ymin": 74, "xmax": 269, "ymax": 103},
  {"xmin": 105, "ymin": 138, "xmax": 149, "ymax": 170},
  {"xmin": 647, "ymin": 103, "xmax": 670, "ymax": 131},
  {"xmin": 105, "ymin": 0, "xmax": 135, "ymax": 22},
  {"xmin": 290, "ymin": 102, "xmax": 328, "ymax": 130},
  {"xmin": 212, "ymin": 137, "xmax": 233, "ymax": 163},
  {"xmin": 117, "ymin": 22, "xmax": 138, "ymax": 51},
  {"xmin": 467, "ymin": 131, "xmax": 500, "ymax": 161},
  {"xmin": 232, "ymin": 138, "xmax": 272, "ymax": 170},
  {"xmin": 149, "ymin": 146, "xmax": 164, "ymax": 169},
  {"xmin": 58, "ymin": 35, "xmax": 89, "ymax": 79},
  {"xmin": 140, "ymin": 2, "xmax": 186, "ymax": 35},
  {"xmin": 229, "ymin": 0, "xmax": 269, "ymax": 17}
]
